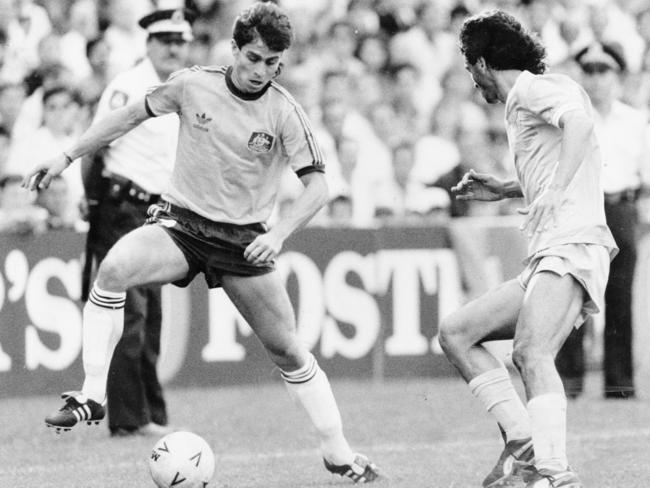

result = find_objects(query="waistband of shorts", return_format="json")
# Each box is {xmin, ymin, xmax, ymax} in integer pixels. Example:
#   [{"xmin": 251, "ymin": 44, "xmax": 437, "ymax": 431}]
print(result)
[
  {"xmin": 160, "ymin": 200, "xmax": 207, "ymax": 222},
  {"xmin": 159, "ymin": 200, "xmax": 265, "ymax": 231}
]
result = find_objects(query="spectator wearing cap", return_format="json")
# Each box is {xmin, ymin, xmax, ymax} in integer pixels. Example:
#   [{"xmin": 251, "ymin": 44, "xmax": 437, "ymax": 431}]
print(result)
[
  {"xmin": 81, "ymin": 6, "xmax": 194, "ymax": 437},
  {"xmin": 556, "ymin": 41, "xmax": 649, "ymax": 399}
]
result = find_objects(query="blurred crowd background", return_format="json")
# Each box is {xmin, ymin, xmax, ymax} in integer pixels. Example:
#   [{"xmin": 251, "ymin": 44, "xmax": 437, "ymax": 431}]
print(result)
[{"xmin": 0, "ymin": 0, "xmax": 649, "ymax": 232}]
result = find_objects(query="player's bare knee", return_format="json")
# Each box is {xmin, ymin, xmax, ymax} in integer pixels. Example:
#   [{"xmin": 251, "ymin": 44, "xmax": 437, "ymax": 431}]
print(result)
[
  {"xmin": 438, "ymin": 314, "xmax": 466, "ymax": 356},
  {"xmin": 95, "ymin": 257, "xmax": 129, "ymax": 291}
]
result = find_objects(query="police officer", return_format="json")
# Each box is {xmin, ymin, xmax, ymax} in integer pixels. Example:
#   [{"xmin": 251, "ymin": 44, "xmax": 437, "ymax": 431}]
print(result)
[
  {"xmin": 81, "ymin": 7, "xmax": 195, "ymax": 435},
  {"xmin": 557, "ymin": 42, "xmax": 649, "ymax": 399}
]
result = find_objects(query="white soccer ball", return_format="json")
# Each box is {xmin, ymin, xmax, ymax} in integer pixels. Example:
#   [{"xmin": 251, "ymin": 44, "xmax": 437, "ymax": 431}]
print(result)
[{"xmin": 148, "ymin": 431, "xmax": 216, "ymax": 488}]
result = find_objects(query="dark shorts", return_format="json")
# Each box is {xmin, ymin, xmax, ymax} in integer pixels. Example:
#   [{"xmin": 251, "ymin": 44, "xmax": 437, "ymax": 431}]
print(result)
[{"xmin": 146, "ymin": 201, "xmax": 275, "ymax": 288}]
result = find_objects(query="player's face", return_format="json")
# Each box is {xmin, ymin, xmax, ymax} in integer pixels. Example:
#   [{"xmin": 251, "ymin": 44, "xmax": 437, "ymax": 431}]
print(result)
[
  {"xmin": 231, "ymin": 38, "xmax": 284, "ymax": 93},
  {"xmin": 464, "ymin": 59, "xmax": 499, "ymax": 104}
]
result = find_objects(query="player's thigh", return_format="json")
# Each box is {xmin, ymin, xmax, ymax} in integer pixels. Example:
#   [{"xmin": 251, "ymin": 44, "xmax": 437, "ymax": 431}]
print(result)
[
  {"xmin": 442, "ymin": 278, "xmax": 523, "ymax": 344},
  {"xmin": 514, "ymin": 271, "xmax": 583, "ymax": 356},
  {"xmin": 221, "ymin": 271, "xmax": 301, "ymax": 357},
  {"xmin": 97, "ymin": 225, "xmax": 190, "ymax": 289}
]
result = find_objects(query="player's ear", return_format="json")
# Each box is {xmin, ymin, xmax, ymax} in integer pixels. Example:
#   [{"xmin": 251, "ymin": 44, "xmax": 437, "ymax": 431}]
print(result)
[
  {"xmin": 476, "ymin": 56, "xmax": 489, "ymax": 72},
  {"xmin": 274, "ymin": 62, "xmax": 284, "ymax": 79},
  {"xmin": 230, "ymin": 39, "xmax": 238, "ymax": 57}
]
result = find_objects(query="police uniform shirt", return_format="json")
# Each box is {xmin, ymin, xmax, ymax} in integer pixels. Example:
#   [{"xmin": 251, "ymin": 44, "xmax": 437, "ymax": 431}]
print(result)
[
  {"xmin": 593, "ymin": 100, "xmax": 649, "ymax": 195},
  {"xmin": 504, "ymin": 70, "xmax": 617, "ymax": 257},
  {"xmin": 145, "ymin": 65, "xmax": 324, "ymax": 225},
  {"xmin": 94, "ymin": 57, "xmax": 178, "ymax": 194}
]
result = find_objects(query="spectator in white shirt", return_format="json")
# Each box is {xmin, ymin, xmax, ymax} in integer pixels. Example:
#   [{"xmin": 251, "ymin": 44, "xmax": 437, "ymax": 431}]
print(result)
[{"xmin": 556, "ymin": 41, "xmax": 649, "ymax": 399}]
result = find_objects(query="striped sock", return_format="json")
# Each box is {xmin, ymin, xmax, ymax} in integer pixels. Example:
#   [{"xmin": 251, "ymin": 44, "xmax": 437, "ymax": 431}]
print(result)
[
  {"xmin": 282, "ymin": 354, "xmax": 354, "ymax": 465},
  {"xmin": 81, "ymin": 283, "xmax": 126, "ymax": 402}
]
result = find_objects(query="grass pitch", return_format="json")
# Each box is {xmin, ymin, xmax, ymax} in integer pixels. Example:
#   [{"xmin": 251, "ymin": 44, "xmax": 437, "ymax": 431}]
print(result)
[{"xmin": 1, "ymin": 370, "xmax": 649, "ymax": 488}]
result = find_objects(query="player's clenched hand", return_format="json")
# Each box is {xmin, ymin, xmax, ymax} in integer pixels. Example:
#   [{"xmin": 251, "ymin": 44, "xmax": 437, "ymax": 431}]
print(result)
[
  {"xmin": 21, "ymin": 154, "xmax": 69, "ymax": 191},
  {"xmin": 451, "ymin": 169, "xmax": 504, "ymax": 201},
  {"xmin": 244, "ymin": 230, "xmax": 284, "ymax": 266},
  {"xmin": 518, "ymin": 187, "xmax": 562, "ymax": 236}
]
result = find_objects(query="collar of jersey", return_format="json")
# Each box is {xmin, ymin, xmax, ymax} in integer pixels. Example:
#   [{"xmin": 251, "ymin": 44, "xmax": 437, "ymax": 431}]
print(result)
[{"xmin": 225, "ymin": 66, "xmax": 271, "ymax": 101}]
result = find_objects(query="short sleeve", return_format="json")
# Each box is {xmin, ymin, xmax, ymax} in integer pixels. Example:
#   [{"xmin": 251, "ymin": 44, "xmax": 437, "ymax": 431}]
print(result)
[
  {"xmin": 525, "ymin": 76, "xmax": 587, "ymax": 128},
  {"xmin": 280, "ymin": 103, "xmax": 325, "ymax": 177},
  {"xmin": 145, "ymin": 68, "xmax": 188, "ymax": 117}
]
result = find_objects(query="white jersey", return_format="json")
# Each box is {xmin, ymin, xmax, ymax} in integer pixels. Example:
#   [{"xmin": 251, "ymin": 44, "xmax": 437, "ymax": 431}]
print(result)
[
  {"xmin": 145, "ymin": 65, "xmax": 324, "ymax": 225},
  {"xmin": 504, "ymin": 70, "xmax": 617, "ymax": 258},
  {"xmin": 94, "ymin": 57, "xmax": 178, "ymax": 194}
]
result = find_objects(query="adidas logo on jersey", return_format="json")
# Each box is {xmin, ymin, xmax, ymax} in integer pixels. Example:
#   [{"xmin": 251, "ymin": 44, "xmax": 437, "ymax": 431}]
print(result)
[{"xmin": 193, "ymin": 112, "xmax": 212, "ymax": 132}]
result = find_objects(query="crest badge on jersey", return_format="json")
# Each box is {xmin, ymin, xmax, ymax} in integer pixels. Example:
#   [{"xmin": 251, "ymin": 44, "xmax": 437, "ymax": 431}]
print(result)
[{"xmin": 247, "ymin": 131, "xmax": 274, "ymax": 153}]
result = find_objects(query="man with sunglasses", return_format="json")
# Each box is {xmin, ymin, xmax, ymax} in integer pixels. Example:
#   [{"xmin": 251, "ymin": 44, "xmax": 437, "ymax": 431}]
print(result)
[
  {"xmin": 79, "ymin": 7, "xmax": 195, "ymax": 437},
  {"xmin": 556, "ymin": 42, "xmax": 649, "ymax": 400}
]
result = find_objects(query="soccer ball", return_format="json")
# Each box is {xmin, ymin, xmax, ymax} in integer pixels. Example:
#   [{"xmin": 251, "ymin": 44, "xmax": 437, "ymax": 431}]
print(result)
[{"xmin": 148, "ymin": 431, "xmax": 216, "ymax": 488}]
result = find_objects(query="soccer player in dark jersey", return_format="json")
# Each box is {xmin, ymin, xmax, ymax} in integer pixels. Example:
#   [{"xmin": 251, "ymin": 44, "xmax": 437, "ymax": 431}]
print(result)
[{"xmin": 23, "ymin": 2, "xmax": 379, "ymax": 483}]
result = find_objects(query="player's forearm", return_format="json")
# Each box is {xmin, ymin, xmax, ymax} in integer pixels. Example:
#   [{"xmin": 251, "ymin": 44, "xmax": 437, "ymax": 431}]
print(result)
[
  {"xmin": 64, "ymin": 103, "xmax": 148, "ymax": 161},
  {"xmin": 551, "ymin": 112, "xmax": 594, "ymax": 191},
  {"xmin": 501, "ymin": 179, "xmax": 523, "ymax": 198},
  {"xmin": 273, "ymin": 172, "xmax": 329, "ymax": 239}
]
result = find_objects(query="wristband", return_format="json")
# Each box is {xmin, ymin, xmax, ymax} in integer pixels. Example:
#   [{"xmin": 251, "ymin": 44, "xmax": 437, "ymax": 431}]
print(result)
[{"xmin": 63, "ymin": 152, "xmax": 74, "ymax": 166}]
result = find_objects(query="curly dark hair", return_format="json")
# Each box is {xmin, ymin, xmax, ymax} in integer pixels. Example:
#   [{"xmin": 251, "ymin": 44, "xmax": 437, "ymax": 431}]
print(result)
[
  {"xmin": 233, "ymin": 1, "xmax": 293, "ymax": 52},
  {"xmin": 459, "ymin": 10, "xmax": 547, "ymax": 74}
]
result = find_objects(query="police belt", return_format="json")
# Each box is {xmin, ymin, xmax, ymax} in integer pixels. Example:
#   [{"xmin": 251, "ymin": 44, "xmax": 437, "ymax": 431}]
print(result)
[
  {"xmin": 604, "ymin": 188, "xmax": 639, "ymax": 205},
  {"xmin": 104, "ymin": 173, "xmax": 161, "ymax": 205}
]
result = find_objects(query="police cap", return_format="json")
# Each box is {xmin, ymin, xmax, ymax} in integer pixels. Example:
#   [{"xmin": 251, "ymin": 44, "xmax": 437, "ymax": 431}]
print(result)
[{"xmin": 138, "ymin": 8, "xmax": 196, "ymax": 42}]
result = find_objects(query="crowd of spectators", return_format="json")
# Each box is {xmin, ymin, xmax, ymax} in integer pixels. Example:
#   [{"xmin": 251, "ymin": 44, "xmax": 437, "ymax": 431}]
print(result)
[{"xmin": 0, "ymin": 0, "xmax": 649, "ymax": 233}]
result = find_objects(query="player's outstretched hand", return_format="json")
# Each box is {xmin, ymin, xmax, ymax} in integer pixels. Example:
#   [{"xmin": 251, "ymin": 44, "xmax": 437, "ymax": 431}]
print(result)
[
  {"xmin": 21, "ymin": 154, "xmax": 69, "ymax": 191},
  {"xmin": 451, "ymin": 169, "xmax": 504, "ymax": 201}
]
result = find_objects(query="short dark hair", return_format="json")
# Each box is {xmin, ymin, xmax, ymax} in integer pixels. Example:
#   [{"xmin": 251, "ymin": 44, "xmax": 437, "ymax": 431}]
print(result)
[
  {"xmin": 232, "ymin": 1, "xmax": 292, "ymax": 52},
  {"xmin": 459, "ymin": 10, "xmax": 547, "ymax": 74}
]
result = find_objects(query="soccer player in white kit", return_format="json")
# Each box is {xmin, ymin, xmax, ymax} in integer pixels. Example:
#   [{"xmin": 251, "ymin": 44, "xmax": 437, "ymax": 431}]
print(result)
[
  {"xmin": 438, "ymin": 11, "xmax": 617, "ymax": 488},
  {"xmin": 23, "ymin": 2, "xmax": 379, "ymax": 483}
]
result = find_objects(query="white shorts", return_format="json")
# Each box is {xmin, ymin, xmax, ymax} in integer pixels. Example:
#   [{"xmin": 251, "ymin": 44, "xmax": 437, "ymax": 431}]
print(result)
[{"xmin": 517, "ymin": 243, "xmax": 611, "ymax": 327}]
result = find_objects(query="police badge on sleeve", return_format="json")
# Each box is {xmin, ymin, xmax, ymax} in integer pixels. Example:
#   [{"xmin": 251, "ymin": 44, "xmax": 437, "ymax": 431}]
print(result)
[{"xmin": 247, "ymin": 131, "xmax": 274, "ymax": 153}]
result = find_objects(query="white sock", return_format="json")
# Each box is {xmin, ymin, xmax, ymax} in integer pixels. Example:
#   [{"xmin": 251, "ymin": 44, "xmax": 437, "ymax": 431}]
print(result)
[
  {"xmin": 282, "ymin": 354, "xmax": 354, "ymax": 465},
  {"xmin": 469, "ymin": 367, "xmax": 531, "ymax": 442},
  {"xmin": 81, "ymin": 283, "xmax": 126, "ymax": 402},
  {"xmin": 528, "ymin": 393, "xmax": 568, "ymax": 471}
]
